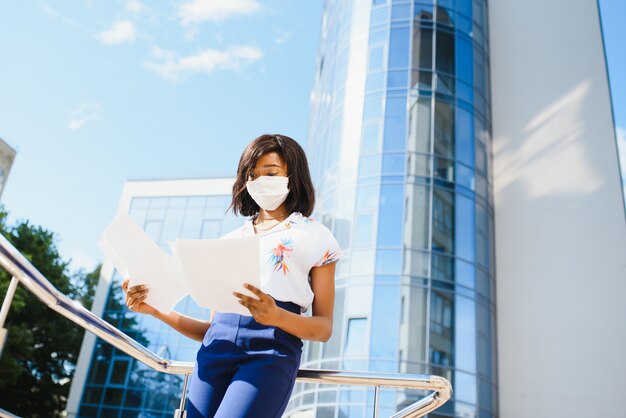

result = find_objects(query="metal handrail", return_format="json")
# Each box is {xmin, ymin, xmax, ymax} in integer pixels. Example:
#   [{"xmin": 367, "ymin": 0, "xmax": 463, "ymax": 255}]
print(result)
[
  {"xmin": 0, "ymin": 233, "xmax": 452, "ymax": 417},
  {"xmin": 0, "ymin": 408, "xmax": 21, "ymax": 418}
]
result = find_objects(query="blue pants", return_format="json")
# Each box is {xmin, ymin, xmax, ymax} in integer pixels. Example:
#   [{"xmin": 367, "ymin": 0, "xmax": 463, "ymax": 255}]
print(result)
[{"xmin": 186, "ymin": 300, "xmax": 303, "ymax": 418}]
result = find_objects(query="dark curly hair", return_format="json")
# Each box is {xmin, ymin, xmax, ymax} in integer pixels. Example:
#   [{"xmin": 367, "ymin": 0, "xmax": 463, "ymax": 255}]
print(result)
[{"xmin": 228, "ymin": 133, "xmax": 316, "ymax": 218}]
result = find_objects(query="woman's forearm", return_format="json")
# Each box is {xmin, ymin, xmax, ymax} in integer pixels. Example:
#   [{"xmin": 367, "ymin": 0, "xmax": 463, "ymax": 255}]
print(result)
[
  {"xmin": 273, "ymin": 309, "xmax": 332, "ymax": 342},
  {"xmin": 152, "ymin": 310, "xmax": 211, "ymax": 342}
]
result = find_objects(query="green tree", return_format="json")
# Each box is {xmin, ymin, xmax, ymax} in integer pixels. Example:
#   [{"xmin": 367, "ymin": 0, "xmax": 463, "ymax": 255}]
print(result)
[{"xmin": 0, "ymin": 207, "xmax": 99, "ymax": 417}]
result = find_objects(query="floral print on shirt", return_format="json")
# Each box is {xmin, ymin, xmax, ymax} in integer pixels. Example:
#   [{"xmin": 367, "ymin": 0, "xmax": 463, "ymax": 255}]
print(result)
[
  {"xmin": 318, "ymin": 249, "xmax": 338, "ymax": 266},
  {"xmin": 268, "ymin": 238, "xmax": 294, "ymax": 275}
]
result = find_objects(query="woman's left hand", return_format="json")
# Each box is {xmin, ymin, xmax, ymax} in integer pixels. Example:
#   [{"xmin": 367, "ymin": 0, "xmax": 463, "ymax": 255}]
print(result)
[{"xmin": 233, "ymin": 283, "xmax": 283, "ymax": 326}]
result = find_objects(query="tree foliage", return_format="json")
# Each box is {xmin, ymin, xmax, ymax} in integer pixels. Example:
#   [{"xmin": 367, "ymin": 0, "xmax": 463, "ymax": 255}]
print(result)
[{"xmin": 0, "ymin": 206, "xmax": 100, "ymax": 417}]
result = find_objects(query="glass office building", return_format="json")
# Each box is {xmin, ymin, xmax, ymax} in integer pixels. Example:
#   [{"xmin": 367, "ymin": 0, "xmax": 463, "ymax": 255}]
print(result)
[
  {"xmin": 287, "ymin": 0, "xmax": 497, "ymax": 417},
  {"xmin": 75, "ymin": 188, "xmax": 243, "ymax": 417}
]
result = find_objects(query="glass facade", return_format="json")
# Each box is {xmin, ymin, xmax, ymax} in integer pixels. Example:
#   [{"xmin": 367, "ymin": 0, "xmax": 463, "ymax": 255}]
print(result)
[
  {"xmin": 77, "ymin": 194, "xmax": 242, "ymax": 418},
  {"xmin": 288, "ymin": 0, "xmax": 497, "ymax": 417}
]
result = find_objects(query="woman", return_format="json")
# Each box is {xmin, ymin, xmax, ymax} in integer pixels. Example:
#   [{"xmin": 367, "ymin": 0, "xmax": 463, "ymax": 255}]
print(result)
[{"xmin": 121, "ymin": 133, "xmax": 341, "ymax": 417}]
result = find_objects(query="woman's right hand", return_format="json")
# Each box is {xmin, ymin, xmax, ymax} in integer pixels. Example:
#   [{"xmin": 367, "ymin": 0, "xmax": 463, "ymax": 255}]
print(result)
[{"xmin": 121, "ymin": 278, "xmax": 159, "ymax": 316}]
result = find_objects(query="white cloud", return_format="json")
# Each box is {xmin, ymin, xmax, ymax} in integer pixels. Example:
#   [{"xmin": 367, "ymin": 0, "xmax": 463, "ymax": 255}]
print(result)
[
  {"xmin": 125, "ymin": 0, "xmax": 160, "ymax": 25},
  {"xmin": 182, "ymin": 25, "xmax": 201, "ymax": 41},
  {"xmin": 41, "ymin": 3, "xmax": 80, "ymax": 28},
  {"xmin": 67, "ymin": 103, "xmax": 101, "ymax": 130},
  {"xmin": 126, "ymin": 0, "xmax": 146, "ymax": 13},
  {"xmin": 274, "ymin": 29, "xmax": 292, "ymax": 45},
  {"xmin": 178, "ymin": 0, "xmax": 262, "ymax": 25},
  {"xmin": 144, "ymin": 45, "xmax": 263, "ymax": 81},
  {"xmin": 97, "ymin": 20, "xmax": 136, "ymax": 45}
]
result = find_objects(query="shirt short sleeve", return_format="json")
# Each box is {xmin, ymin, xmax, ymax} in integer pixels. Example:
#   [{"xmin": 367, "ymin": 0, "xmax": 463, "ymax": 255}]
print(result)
[{"xmin": 313, "ymin": 224, "xmax": 342, "ymax": 267}]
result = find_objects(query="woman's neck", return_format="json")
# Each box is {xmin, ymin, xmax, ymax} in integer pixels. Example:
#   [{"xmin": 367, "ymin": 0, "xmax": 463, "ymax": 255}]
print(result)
[{"xmin": 256, "ymin": 208, "xmax": 289, "ymax": 222}]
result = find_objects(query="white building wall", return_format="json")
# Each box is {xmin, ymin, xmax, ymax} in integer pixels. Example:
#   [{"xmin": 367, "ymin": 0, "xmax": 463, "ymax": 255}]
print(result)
[{"xmin": 489, "ymin": 0, "xmax": 626, "ymax": 417}]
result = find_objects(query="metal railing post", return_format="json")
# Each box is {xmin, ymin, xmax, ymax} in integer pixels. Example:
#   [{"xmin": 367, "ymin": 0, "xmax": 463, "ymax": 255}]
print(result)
[
  {"xmin": 0, "ymin": 275, "xmax": 19, "ymax": 357},
  {"xmin": 174, "ymin": 373, "xmax": 190, "ymax": 418},
  {"xmin": 373, "ymin": 385, "xmax": 380, "ymax": 418}
]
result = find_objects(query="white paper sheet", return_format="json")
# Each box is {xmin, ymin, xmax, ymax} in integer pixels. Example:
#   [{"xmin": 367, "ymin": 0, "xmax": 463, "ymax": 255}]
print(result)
[
  {"xmin": 169, "ymin": 237, "xmax": 261, "ymax": 316},
  {"xmin": 98, "ymin": 213, "xmax": 190, "ymax": 314}
]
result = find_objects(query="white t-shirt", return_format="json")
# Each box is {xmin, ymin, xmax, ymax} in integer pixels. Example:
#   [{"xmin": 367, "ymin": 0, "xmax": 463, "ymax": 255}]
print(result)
[{"xmin": 220, "ymin": 211, "xmax": 342, "ymax": 313}]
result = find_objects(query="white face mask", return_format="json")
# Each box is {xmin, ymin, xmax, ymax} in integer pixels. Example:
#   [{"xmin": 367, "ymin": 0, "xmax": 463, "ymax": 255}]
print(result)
[{"xmin": 246, "ymin": 175, "xmax": 290, "ymax": 211}]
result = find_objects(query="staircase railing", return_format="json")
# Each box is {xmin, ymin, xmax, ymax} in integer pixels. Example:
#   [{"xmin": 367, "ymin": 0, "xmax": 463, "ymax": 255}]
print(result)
[{"xmin": 0, "ymin": 233, "xmax": 452, "ymax": 418}]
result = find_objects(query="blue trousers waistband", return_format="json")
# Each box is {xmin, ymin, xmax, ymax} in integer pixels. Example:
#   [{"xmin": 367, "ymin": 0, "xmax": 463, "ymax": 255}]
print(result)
[
  {"xmin": 273, "ymin": 299, "xmax": 302, "ymax": 315},
  {"xmin": 215, "ymin": 297, "xmax": 301, "ymax": 319}
]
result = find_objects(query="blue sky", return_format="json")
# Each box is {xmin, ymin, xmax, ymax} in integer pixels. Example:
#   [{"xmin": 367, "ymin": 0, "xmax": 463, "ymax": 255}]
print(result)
[
  {"xmin": 600, "ymin": 0, "xmax": 626, "ymax": 202},
  {"xmin": 0, "ymin": 0, "xmax": 624, "ymax": 274},
  {"xmin": 0, "ymin": 0, "xmax": 324, "ymax": 272}
]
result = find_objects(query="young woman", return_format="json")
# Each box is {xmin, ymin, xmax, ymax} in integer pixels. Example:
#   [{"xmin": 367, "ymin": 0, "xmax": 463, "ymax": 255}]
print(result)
[{"xmin": 121, "ymin": 133, "xmax": 341, "ymax": 418}]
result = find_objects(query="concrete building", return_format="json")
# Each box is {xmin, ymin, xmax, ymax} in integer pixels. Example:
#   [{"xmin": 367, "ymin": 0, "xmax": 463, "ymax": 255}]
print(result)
[
  {"xmin": 489, "ymin": 1, "xmax": 626, "ymax": 417},
  {"xmin": 0, "ymin": 138, "xmax": 16, "ymax": 201}
]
